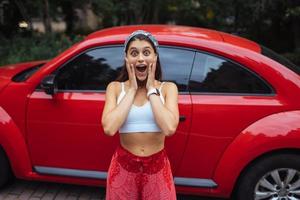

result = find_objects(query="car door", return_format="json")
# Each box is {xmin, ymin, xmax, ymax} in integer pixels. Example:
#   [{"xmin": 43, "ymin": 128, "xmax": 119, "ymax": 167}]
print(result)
[
  {"xmin": 26, "ymin": 45, "xmax": 193, "ymax": 179},
  {"xmin": 176, "ymin": 51, "xmax": 284, "ymax": 187},
  {"xmin": 27, "ymin": 46, "xmax": 124, "ymax": 179}
]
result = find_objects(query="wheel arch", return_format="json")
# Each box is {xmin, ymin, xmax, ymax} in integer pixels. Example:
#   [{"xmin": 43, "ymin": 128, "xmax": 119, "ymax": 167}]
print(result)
[
  {"xmin": 231, "ymin": 148, "xmax": 300, "ymax": 198},
  {"xmin": 211, "ymin": 110, "xmax": 300, "ymax": 197},
  {"xmin": 0, "ymin": 106, "xmax": 33, "ymax": 178}
]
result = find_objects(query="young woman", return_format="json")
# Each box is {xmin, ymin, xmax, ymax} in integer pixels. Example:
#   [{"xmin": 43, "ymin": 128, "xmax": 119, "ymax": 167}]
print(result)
[{"xmin": 102, "ymin": 30, "xmax": 179, "ymax": 200}]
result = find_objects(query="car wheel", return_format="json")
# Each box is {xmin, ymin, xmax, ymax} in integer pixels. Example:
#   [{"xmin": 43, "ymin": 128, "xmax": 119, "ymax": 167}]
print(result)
[
  {"xmin": 235, "ymin": 153, "xmax": 300, "ymax": 200},
  {"xmin": 0, "ymin": 147, "xmax": 14, "ymax": 188}
]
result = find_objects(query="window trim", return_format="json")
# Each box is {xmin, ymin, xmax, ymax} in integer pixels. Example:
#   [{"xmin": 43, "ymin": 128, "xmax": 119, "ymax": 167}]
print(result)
[
  {"xmin": 188, "ymin": 50, "xmax": 276, "ymax": 96},
  {"xmin": 36, "ymin": 44, "xmax": 274, "ymax": 96},
  {"xmin": 158, "ymin": 46, "xmax": 196, "ymax": 92},
  {"xmin": 36, "ymin": 45, "xmax": 196, "ymax": 94},
  {"xmin": 36, "ymin": 45, "xmax": 123, "ymax": 93},
  {"xmin": 53, "ymin": 45, "xmax": 124, "ymax": 76}
]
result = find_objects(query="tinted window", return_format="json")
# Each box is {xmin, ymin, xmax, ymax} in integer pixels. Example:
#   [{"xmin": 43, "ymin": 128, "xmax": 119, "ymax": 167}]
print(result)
[
  {"xmin": 159, "ymin": 47, "xmax": 195, "ymax": 91},
  {"xmin": 56, "ymin": 47, "xmax": 123, "ymax": 91},
  {"xmin": 189, "ymin": 52, "xmax": 273, "ymax": 94},
  {"xmin": 54, "ymin": 46, "xmax": 194, "ymax": 92}
]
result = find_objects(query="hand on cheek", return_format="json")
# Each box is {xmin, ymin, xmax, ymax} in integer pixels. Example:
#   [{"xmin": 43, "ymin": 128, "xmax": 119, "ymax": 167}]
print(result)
[
  {"xmin": 125, "ymin": 57, "xmax": 138, "ymax": 91},
  {"xmin": 152, "ymin": 56, "xmax": 157, "ymax": 75},
  {"xmin": 146, "ymin": 59, "xmax": 157, "ymax": 90}
]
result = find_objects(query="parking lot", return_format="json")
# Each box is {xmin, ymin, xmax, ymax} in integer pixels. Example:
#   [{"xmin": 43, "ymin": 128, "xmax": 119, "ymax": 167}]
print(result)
[{"xmin": 0, "ymin": 179, "xmax": 226, "ymax": 200}]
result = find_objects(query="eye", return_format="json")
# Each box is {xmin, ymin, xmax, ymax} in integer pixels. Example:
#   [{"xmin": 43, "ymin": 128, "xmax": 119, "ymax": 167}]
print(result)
[
  {"xmin": 143, "ymin": 50, "xmax": 150, "ymax": 56},
  {"xmin": 130, "ymin": 50, "xmax": 138, "ymax": 57}
]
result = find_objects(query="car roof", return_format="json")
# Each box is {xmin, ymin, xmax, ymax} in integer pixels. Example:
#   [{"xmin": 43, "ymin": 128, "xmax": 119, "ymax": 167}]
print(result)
[{"xmin": 85, "ymin": 24, "xmax": 261, "ymax": 53}]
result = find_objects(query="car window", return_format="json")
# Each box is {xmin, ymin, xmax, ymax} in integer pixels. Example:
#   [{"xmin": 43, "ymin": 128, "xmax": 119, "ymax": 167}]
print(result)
[
  {"xmin": 159, "ymin": 47, "xmax": 195, "ymax": 92},
  {"xmin": 54, "ymin": 46, "xmax": 194, "ymax": 92},
  {"xmin": 56, "ymin": 47, "xmax": 123, "ymax": 91},
  {"xmin": 13, "ymin": 63, "xmax": 45, "ymax": 82},
  {"xmin": 189, "ymin": 52, "xmax": 273, "ymax": 94}
]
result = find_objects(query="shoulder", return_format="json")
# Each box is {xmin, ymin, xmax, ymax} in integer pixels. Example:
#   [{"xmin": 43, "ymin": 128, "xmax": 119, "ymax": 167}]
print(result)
[
  {"xmin": 162, "ymin": 81, "xmax": 178, "ymax": 91},
  {"xmin": 106, "ymin": 81, "xmax": 119, "ymax": 89},
  {"xmin": 106, "ymin": 81, "xmax": 122, "ymax": 95},
  {"xmin": 159, "ymin": 81, "xmax": 178, "ymax": 99}
]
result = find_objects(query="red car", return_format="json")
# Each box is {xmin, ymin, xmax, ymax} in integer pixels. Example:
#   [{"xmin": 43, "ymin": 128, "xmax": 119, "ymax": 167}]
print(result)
[{"xmin": 1, "ymin": 25, "xmax": 300, "ymax": 200}]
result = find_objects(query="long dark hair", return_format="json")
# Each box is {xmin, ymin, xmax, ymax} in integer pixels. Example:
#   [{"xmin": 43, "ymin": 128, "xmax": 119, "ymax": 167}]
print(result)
[{"xmin": 116, "ymin": 34, "xmax": 162, "ymax": 82}]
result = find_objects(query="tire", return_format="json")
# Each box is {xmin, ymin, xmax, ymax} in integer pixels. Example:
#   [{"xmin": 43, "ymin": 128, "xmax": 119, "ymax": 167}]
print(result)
[
  {"xmin": 234, "ymin": 153, "xmax": 300, "ymax": 200},
  {"xmin": 0, "ymin": 147, "xmax": 14, "ymax": 188}
]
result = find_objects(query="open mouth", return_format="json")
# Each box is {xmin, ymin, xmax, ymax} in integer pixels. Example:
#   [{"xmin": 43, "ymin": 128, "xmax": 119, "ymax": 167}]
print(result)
[{"xmin": 136, "ymin": 64, "xmax": 147, "ymax": 73}]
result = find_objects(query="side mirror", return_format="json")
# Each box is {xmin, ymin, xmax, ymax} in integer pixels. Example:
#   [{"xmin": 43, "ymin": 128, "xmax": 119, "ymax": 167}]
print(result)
[{"xmin": 40, "ymin": 74, "xmax": 57, "ymax": 95}]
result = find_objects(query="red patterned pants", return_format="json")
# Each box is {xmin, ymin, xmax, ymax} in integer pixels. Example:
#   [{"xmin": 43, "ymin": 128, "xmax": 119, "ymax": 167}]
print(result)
[{"xmin": 106, "ymin": 145, "xmax": 177, "ymax": 200}]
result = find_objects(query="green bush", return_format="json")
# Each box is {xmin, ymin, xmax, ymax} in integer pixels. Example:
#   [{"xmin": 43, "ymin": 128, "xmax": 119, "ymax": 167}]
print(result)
[{"xmin": 0, "ymin": 33, "xmax": 84, "ymax": 66}]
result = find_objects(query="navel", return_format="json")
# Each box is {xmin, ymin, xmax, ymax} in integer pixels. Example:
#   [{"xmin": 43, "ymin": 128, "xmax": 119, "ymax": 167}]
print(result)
[{"xmin": 140, "ymin": 147, "xmax": 145, "ymax": 155}]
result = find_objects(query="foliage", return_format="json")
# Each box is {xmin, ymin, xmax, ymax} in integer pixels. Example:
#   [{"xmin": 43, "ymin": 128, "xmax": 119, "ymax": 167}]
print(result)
[
  {"xmin": 0, "ymin": 0, "xmax": 299, "ymax": 66},
  {"xmin": 0, "ymin": 33, "xmax": 83, "ymax": 66}
]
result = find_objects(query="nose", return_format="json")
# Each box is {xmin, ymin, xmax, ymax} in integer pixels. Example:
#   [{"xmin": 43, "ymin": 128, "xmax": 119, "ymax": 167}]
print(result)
[{"xmin": 137, "ymin": 52, "xmax": 145, "ymax": 63}]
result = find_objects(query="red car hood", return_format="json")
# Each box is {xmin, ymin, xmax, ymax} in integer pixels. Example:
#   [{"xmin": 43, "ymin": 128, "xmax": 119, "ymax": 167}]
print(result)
[{"xmin": 0, "ymin": 60, "xmax": 47, "ymax": 92}]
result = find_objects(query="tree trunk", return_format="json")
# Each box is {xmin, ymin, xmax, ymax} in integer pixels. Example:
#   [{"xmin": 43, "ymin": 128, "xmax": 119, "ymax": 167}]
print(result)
[
  {"xmin": 43, "ymin": 0, "xmax": 52, "ymax": 33},
  {"xmin": 60, "ymin": 0, "xmax": 74, "ymax": 35}
]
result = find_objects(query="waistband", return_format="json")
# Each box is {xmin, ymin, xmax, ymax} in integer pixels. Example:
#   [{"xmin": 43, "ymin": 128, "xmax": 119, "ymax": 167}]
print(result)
[{"xmin": 116, "ymin": 145, "xmax": 167, "ymax": 174}]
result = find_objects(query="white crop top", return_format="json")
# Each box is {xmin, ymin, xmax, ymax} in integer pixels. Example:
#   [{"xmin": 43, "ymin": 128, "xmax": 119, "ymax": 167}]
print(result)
[{"xmin": 117, "ymin": 82, "xmax": 165, "ymax": 133}]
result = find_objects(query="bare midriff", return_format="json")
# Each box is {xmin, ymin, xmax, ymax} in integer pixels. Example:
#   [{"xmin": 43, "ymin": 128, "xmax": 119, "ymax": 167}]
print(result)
[{"xmin": 120, "ymin": 132, "xmax": 165, "ymax": 157}]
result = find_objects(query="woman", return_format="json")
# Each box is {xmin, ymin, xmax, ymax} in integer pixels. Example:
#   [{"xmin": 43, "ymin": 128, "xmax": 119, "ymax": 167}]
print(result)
[{"xmin": 102, "ymin": 30, "xmax": 179, "ymax": 200}]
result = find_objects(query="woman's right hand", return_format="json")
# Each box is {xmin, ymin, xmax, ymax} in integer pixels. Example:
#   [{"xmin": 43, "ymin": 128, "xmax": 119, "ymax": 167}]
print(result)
[{"xmin": 125, "ymin": 57, "xmax": 138, "ymax": 92}]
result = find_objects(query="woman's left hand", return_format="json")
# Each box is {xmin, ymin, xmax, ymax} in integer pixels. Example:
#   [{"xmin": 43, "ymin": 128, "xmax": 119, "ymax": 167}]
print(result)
[{"xmin": 146, "ymin": 58, "xmax": 157, "ymax": 90}]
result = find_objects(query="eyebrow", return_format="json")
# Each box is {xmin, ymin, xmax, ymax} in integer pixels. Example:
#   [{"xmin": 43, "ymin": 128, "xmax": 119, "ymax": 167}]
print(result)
[{"xmin": 129, "ymin": 46, "xmax": 152, "ymax": 51}]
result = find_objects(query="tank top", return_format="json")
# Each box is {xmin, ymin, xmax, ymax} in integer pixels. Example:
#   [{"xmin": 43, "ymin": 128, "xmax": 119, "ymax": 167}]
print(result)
[{"xmin": 117, "ymin": 82, "xmax": 165, "ymax": 133}]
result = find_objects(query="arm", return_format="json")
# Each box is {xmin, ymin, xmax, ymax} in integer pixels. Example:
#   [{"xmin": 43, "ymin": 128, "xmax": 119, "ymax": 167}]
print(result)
[
  {"xmin": 102, "ymin": 59, "xmax": 138, "ymax": 136},
  {"xmin": 149, "ymin": 82, "xmax": 179, "ymax": 136},
  {"xmin": 101, "ymin": 81, "xmax": 136, "ymax": 136}
]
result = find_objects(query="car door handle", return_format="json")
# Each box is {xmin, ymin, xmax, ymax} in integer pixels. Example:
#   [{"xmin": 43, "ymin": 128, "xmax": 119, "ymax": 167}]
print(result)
[{"xmin": 179, "ymin": 115, "xmax": 186, "ymax": 122}]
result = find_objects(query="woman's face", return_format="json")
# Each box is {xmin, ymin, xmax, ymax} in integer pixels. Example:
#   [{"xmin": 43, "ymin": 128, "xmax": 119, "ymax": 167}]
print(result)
[{"xmin": 126, "ymin": 39, "xmax": 157, "ymax": 81}]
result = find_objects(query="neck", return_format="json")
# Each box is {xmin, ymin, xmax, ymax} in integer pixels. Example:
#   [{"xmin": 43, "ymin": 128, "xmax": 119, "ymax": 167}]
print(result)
[{"xmin": 137, "ymin": 79, "xmax": 147, "ymax": 88}]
